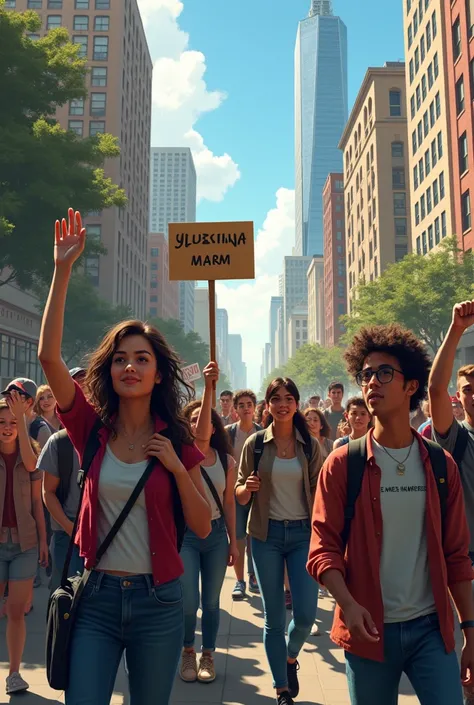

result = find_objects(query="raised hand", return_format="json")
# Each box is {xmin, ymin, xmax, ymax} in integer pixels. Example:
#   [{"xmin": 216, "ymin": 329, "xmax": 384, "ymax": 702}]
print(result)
[
  {"xmin": 452, "ymin": 301, "xmax": 474, "ymax": 332},
  {"xmin": 54, "ymin": 208, "xmax": 86, "ymax": 268},
  {"xmin": 203, "ymin": 361, "xmax": 219, "ymax": 389},
  {"xmin": 6, "ymin": 390, "xmax": 30, "ymax": 419}
]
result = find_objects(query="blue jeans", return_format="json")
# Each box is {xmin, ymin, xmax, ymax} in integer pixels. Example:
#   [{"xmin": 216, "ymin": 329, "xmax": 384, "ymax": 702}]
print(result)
[
  {"xmin": 251, "ymin": 519, "xmax": 319, "ymax": 689},
  {"xmin": 180, "ymin": 517, "xmax": 228, "ymax": 651},
  {"xmin": 49, "ymin": 530, "xmax": 84, "ymax": 593},
  {"xmin": 345, "ymin": 613, "xmax": 463, "ymax": 705},
  {"xmin": 66, "ymin": 571, "xmax": 184, "ymax": 705},
  {"xmin": 235, "ymin": 500, "xmax": 255, "ymax": 575}
]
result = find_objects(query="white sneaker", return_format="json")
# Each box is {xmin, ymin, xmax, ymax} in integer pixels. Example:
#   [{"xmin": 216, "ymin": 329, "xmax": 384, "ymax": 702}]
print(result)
[
  {"xmin": 310, "ymin": 622, "xmax": 320, "ymax": 636},
  {"xmin": 6, "ymin": 672, "xmax": 29, "ymax": 694}
]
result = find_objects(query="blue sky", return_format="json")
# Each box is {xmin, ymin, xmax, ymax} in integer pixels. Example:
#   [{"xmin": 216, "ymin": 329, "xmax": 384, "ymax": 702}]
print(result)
[{"xmin": 141, "ymin": 0, "xmax": 405, "ymax": 389}]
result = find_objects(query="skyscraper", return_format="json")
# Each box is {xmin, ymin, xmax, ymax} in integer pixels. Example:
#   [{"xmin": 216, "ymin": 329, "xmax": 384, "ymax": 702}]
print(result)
[
  {"xmin": 295, "ymin": 0, "xmax": 348, "ymax": 257},
  {"xmin": 149, "ymin": 147, "xmax": 197, "ymax": 332}
]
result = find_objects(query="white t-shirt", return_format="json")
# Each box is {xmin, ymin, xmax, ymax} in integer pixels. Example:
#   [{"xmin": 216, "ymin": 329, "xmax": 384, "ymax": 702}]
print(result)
[
  {"xmin": 202, "ymin": 452, "xmax": 226, "ymax": 521},
  {"xmin": 268, "ymin": 457, "xmax": 308, "ymax": 521},
  {"xmin": 372, "ymin": 437, "xmax": 436, "ymax": 623}
]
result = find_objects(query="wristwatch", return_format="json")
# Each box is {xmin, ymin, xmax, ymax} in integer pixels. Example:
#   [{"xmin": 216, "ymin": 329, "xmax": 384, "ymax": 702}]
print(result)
[{"xmin": 460, "ymin": 620, "xmax": 474, "ymax": 630}]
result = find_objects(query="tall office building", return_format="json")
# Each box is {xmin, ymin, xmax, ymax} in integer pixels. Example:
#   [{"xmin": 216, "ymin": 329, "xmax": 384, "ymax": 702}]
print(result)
[
  {"xmin": 149, "ymin": 147, "xmax": 197, "ymax": 333},
  {"xmin": 216, "ymin": 308, "xmax": 229, "ymax": 378},
  {"xmin": 323, "ymin": 173, "xmax": 346, "ymax": 346},
  {"xmin": 194, "ymin": 287, "xmax": 214, "ymax": 348},
  {"xmin": 294, "ymin": 0, "xmax": 348, "ymax": 257},
  {"xmin": 288, "ymin": 306, "xmax": 308, "ymax": 359},
  {"xmin": 11, "ymin": 0, "xmax": 153, "ymax": 318},
  {"xmin": 307, "ymin": 256, "xmax": 325, "ymax": 346},
  {"xmin": 443, "ymin": 1, "xmax": 474, "ymax": 252},
  {"xmin": 269, "ymin": 295, "xmax": 284, "ymax": 371},
  {"xmin": 147, "ymin": 233, "xmax": 179, "ymax": 321},
  {"xmin": 228, "ymin": 334, "xmax": 246, "ymax": 389},
  {"xmin": 403, "ymin": 1, "xmax": 453, "ymax": 255},
  {"xmin": 340, "ymin": 64, "xmax": 411, "ymax": 308},
  {"xmin": 282, "ymin": 256, "xmax": 312, "ymax": 363}
]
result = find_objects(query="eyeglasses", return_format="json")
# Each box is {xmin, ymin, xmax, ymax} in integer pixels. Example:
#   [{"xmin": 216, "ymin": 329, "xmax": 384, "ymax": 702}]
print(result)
[{"xmin": 355, "ymin": 365, "xmax": 404, "ymax": 387}]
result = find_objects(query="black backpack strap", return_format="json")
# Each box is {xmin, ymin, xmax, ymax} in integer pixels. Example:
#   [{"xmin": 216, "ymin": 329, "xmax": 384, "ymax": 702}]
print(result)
[
  {"xmin": 423, "ymin": 438, "xmax": 448, "ymax": 539},
  {"xmin": 341, "ymin": 436, "xmax": 367, "ymax": 550},
  {"xmin": 55, "ymin": 429, "xmax": 74, "ymax": 506},
  {"xmin": 452, "ymin": 424, "xmax": 470, "ymax": 474},
  {"xmin": 201, "ymin": 467, "xmax": 225, "ymax": 518},
  {"xmin": 252, "ymin": 429, "xmax": 266, "ymax": 475}
]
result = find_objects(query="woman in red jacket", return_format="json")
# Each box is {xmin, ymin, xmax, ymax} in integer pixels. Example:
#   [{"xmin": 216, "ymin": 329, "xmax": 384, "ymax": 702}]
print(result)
[{"xmin": 38, "ymin": 209, "xmax": 212, "ymax": 705}]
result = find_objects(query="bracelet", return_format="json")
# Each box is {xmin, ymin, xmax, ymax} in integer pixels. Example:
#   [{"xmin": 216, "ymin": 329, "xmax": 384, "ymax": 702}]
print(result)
[{"xmin": 460, "ymin": 620, "xmax": 474, "ymax": 630}]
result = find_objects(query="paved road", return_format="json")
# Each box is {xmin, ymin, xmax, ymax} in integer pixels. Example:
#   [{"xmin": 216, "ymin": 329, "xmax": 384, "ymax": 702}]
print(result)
[{"xmin": 0, "ymin": 569, "xmax": 425, "ymax": 704}]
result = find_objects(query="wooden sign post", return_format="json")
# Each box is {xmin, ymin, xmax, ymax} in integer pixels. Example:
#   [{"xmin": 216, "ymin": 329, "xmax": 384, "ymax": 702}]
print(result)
[{"xmin": 169, "ymin": 221, "xmax": 255, "ymax": 406}]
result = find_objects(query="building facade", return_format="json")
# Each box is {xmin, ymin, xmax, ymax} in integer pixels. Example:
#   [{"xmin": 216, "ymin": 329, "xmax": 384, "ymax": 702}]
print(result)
[
  {"xmin": 307, "ymin": 256, "xmax": 325, "ymax": 346},
  {"xmin": 10, "ymin": 0, "xmax": 152, "ymax": 318},
  {"xmin": 149, "ymin": 147, "xmax": 197, "ymax": 333},
  {"xmin": 340, "ymin": 63, "xmax": 411, "ymax": 307},
  {"xmin": 294, "ymin": 0, "xmax": 348, "ymax": 257},
  {"xmin": 443, "ymin": 0, "xmax": 474, "ymax": 251},
  {"xmin": 194, "ymin": 287, "xmax": 215, "ymax": 348},
  {"xmin": 216, "ymin": 308, "xmax": 229, "ymax": 378},
  {"xmin": 403, "ymin": 0, "xmax": 454, "ymax": 254},
  {"xmin": 228, "ymin": 334, "xmax": 246, "ymax": 390},
  {"xmin": 269, "ymin": 295, "xmax": 284, "ymax": 372},
  {"xmin": 323, "ymin": 173, "xmax": 346, "ymax": 346},
  {"xmin": 282, "ymin": 256, "xmax": 312, "ymax": 363},
  {"xmin": 147, "ymin": 234, "xmax": 179, "ymax": 321},
  {"xmin": 288, "ymin": 306, "xmax": 308, "ymax": 359}
]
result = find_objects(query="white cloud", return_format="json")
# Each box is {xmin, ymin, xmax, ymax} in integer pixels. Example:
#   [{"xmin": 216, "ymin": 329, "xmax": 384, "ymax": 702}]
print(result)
[
  {"xmin": 216, "ymin": 188, "xmax": 296, "ymax": 391},
  {"xmin": 138, "ymin": 0, "xmax": 240, "ymax": 202}
]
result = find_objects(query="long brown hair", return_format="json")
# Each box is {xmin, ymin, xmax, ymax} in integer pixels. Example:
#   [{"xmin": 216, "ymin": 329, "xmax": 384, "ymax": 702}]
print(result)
[
  {"xmin": 303, "ymin": 407, "xmax": 331, "ymax": 439},
  {"xmin": 85, "ymin": 320, "xmax": 194, "ymax": 444},
  {"xmin": 0, "ymin": 399, "xmax": 40, "ymax": 457},
  {"xmin": 264, "ymin": 377, "xmax": 311, "ymax": 443},
  {"xmin": 183, "ymin": 400, "xmax": 232, "ymax": 458}
]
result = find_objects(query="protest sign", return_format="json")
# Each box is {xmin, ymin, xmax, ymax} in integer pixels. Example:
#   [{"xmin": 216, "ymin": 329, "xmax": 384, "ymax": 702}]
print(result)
[{"xmin": 182, "ymin": 362, "xmax": 201, "ymax": 384}]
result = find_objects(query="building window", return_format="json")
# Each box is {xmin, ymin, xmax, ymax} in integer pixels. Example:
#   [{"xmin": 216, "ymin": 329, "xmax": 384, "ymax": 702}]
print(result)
[
  {"xmin": 425, "ymin": 149, "xmax": 430, "ymax": 176},
  {"xmin": 90, "ymin": 92, "xmax": 106, "ymax": 116},
  {"xmin": 435, "ymin": 216, "xmax": 440, "ymax": 244},
  {"xmin": 150, "ymin": 295, "xmax": 158, "ymax": 303},
  {"xmin": 453, "ymin": 17, "xmax": 462, "ymax": 61},
  {"xmin": 439, "ymin": 171, "xmax": 445, "ymax": 198},
  {"xmin": 421, "ymin": 75, "xmax": 427, "ymax": 101},
  {"xmin": 95, "ymin": 0, "xmax": 110, "ymax": 7},
  {"xmin": 89, "ymin": 120, "xmax": 105, "ymax": 135},
  {"xmin": 407, "ymin": 0, "xmax": 412, "ymax": 15},
  {"xmin": 433, "ymin": 179, "xmax": 439, "ymax": 205},
  {"xmin": 392, "ymin": 167, "xmax": 405, "ymax": 188},
  {"xmin": 93, "ymin": 36, "xmax": 108, "ymax": 60},
  {"xmin": 414, "ymin": 165, "xmax": 419, "ymax": 190},
  {"xmin": 410, "ymin": 95, "xmax": 416, "ymax": 119},
  {"xmin": 392, "ymin": 141, "xmax": 404, "ymax": 158},
  {"xmin": 416, "ymin": 85, "xmax": 421, "ymax": 110},
  {"xmin": 426, "ymin": 19, "xmax": 432, "ymax": 48},
  {"xmin": 456, "ymin": 75, "xmax": 465, "ymax": 114},
  {"xmin": 395, "ymin": 243, "xmax": 408, "ymax": 261},
  {"xmin": 428, "ymin": 225, "xmax": 434, "ymax": 250},
  {"xmin": 462, "ymin": 191, "xmax": 472, "ymax": 231},
  {"xmin": 431, "ymin": 138, "xmax": 437, "ymax": 166},
  {"xmin": 389, "ymin": 90, "xmax": 402, "ymax": 117},
  {"xmin": 421, "ymin": 194, "xmax": 426, "ymax": 218},
  {"xmin": 434, "ymin": 52, "xmax": 439, "ymax": 78},
  {"xmin": 47, "ymin": 15, "xmax": 62, "ymax": 29},
  {"xmin": 393, "ymin": 193, "xmax": 406, "ymax": 215},
  {"xmin": 412, "ymin": 130, "xmax": 417, "ymax": 155},
  {"xmin": 91, "ymin": 66, "xmax": 107, "ymax": 86},
  {"xmin": 75, "ymin": 0, "xmax": 89, "ymax": 7},
  {"xmin": 423, "ymin": 110, "xmax": 429, "ymax": 137},
  {"xmin": 432, "ymin": 10, "xmax": 437, "ymax": 37},
  {"xmin": 417, "ymin": 121, "xmax": 423, "ymax": 146},
  {"xmin": 94, "ymin": 16, "xmax": 109, "ymax": 31},
  {"xmin": 441, "ymin": 211, "xmax": 447, "ymax": 237},
  {"xmin": 73, "ymin": 36, "xmax": 88, "ymax": 58},
  {"xmin": 416, "ymin": 236, "xmax": 421, "ymax": 254},
  {"xmin": 4, "ymin": 0, "xmax": 16, "ymax": 6},
  {"xmin": 27, "ymin": 0, "xmax": 42, "ymax": 7},
  {"xmin": 426, "ymin": 186, "xmax": 432, "ymax": 213},
  {"xmin": 28, "ymin": 33, "xmax": 40, "ymax": 40},
  {"xmin": 428, "ymin": 63, "xmax": 434, "ymax": 89},
  {"xmin": 410, "ymin": 59, "xmax": 414, "ymax": 84},
  {"xmin": 420, "ymin": 35, "xmax": 426, "ymax": 61},
  {"xmin": 459, "ymin": 132, "xmax": 469, "ymax": 174},
  {"xmin": 85, "ymin": 256, "xmax": 99, "ymax": 286},
  {"xmin": 48, "ymin": 0, "xmax": 62, "ymax": 7},
  {"xmin": 151, "ymin": 248, "xmax": 159, "ymax": 257},
  {"xmin": 69, "ymin": 98, "xmax": 84, "ymax": 116},
  {"xmin": 435, "ymin": 92, "xmax": 441, "ymax": 118},
  {"xmin": 415, "ymin": 47, "xmax": 420, "ymax": 73},
  {"xmin": 73, "ymin": 15, "xmax": 89, "ymax": 30},
  {"xmin": 414, "ymin": 8, "xmax": 419, "ymax": 34},
  {"xmin": 437, "ymin": 131, "xmax": 443, "ymax": 158},
  {"xmin": 467, "ymin": 0, "xmax": 474, "ymax": 37},
  {"xmin": 429, "ymin": 101, "xmax": 435, "ymax": 127},
  {"xmin": 422, "ymin": 230, "xmax": 427, "ymax": 254},
  {"xmin": 415, "ymin": 202, "xmax": 420, "ymax": 225},
  {"xmin": 408, "ymin": 24, "xmax": 413, "ymax": 48},
  {"xmin": 395, "ymin": 218, "xmax": 407, "ymax": 236},
  {"xmin": 68, "ymin": 120, "xmax": 83, "ymax": 136},
  {"xmin": 419, "ymin": 157, "xmax": 424, "ymax": 183}
]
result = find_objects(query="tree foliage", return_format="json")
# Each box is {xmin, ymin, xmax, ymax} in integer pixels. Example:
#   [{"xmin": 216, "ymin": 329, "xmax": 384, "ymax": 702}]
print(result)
[
  {"xmin": 341, "ymin": 238, "xmax": 474, "ymax": 354},
  {"xmin": 260, "ymin": 346, "xmax": 350, "ymax": 399},
  {"xmin": 0, "ymin": 7, "xmax": 126, "ymax": 288},
  {"xmin": 148, "ymin": 317, "xmax": 210, "ymax": 371}
]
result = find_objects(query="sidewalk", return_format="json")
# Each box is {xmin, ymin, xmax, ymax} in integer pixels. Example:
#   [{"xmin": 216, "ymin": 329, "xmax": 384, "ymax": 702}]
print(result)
[{"xmin": 0, "ymin": 569, "xmax": 423, "ymax": 704}]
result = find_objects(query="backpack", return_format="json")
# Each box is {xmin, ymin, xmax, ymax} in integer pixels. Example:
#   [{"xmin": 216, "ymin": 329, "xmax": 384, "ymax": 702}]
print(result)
[
  {"xmin": 452, "ymin": 423, "xmax": 471, "ymax": 473},
  {"xmin": 227, "ymin": 422, "xmax": 262, "ymax": 448},
  {"xmin": 55, "ymin": 429, "xmax": 75, "ymax": 506},
  {"xmin": 341, "ymin": 435, "xmax": 449, "ymax": 549},
  {"xmin": 77, "ymin": 420, "xmax": 187, "ymax": 551},
  {"xmin": 252, "ymin": 427, "xmax": 312, "ymax": 474},
  {"xmin": 30, "ymin": 416, "xmax": 48, "ymax": 441}
]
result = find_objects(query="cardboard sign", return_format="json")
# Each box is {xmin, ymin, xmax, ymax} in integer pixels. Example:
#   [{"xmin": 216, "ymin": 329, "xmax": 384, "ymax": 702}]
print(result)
[
  {"xmin": 182, "ymin": 362, "xmax": 202, "ymax": 384},
  {"xmin": 168, "ymin": 221, "xmax": 255, "ymax": 281}
]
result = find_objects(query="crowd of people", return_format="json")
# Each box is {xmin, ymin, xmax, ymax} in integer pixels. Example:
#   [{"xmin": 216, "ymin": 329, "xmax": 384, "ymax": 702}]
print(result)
[{"xmin": 1, "ymin": 210, "xmax": 474, "ymax": 705}]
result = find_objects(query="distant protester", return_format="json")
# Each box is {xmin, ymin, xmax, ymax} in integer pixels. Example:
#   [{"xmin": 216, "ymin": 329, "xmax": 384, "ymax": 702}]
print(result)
[
  {"xmin": 324, "ymin": 382, "xmax": 345, "ymax": 440},
  {"xmin": 333, "ymin": 397, "xmax": 372, "ymax": 449},
  {"xmin": 303, "ymin": 407, "xmax": 333, "ymax": 459}
]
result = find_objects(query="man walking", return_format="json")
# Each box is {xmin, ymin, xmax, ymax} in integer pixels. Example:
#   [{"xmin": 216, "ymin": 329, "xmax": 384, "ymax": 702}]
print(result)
[
  {"xmin": 308, "ymin": 324, "xmax": 474, "ymax": 704},
  {"xmin": 323, "ymin": 382, "xmax": 345, "ymax": 440},
  {"xmin": 219, "ymin": 390, "xmax": 237, "ymax": 425}
]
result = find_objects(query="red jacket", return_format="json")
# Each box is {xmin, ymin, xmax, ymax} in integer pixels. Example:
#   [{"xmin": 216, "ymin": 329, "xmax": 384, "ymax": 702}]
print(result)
[
  {"xmin": 58, "ymin": 383, "xmax": 204, "ymax": 585},
  {"xmin": 307, "ymin": 428, "xmax": 472, "ymax": 661}
]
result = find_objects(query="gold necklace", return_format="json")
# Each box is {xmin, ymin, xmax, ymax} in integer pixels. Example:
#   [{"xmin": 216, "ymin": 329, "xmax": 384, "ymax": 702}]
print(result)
[
  {"xmin": 379, "ymin": 438, "xmax": 415, "ymax": 476},
  {"xmin": 276, "ymin": 436, "xmax": 294, "ymax": 457},
  {"xmin": 118, "ymin": 423, "xmax": 153, "ymax": 451}
]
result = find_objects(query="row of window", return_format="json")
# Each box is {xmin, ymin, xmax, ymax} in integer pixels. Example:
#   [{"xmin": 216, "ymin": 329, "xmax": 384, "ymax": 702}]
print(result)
[
  {"xmin": 13, "ymin": 0, "xmax": 111, "ymax": 8},
  {"xmin": 406, "ymin": 0, "xmax": 431, "ymax": 19},
  {"xmin": 70, "ymin": 93, "xmax": 107, "ymax": 117},
  {"xmin": 412, "ymin": 93, "xmax": 441, "ymax": 155},
  {"xmin": 413, "ymin": 132, "xmax": 443, "ymax": 189},
  {"xmin": 415, "ymin": 212, "xmax": 447, "ymax": 254},
  {"xmin": 72, "ymin": 35, "xmax": 108, "ymax": 60},
  {"xmin": 408, "ymin": 11, "xmax": 437, "ymax": 88},
  {"xmin": 45, "ymin": 15, "xmax": 110, "ymax": 31},
  {"xmin": 410, "ymin": 52, "xmax": 439, "ymax": 117},
  {"xmin": 408, "ymin": 0, "xmax": 432, "ymax": 48},
  {"xmin": 68, "ymin": 119, "xmax": 105, "ymax": 137},
  {"xmin": 414, "ymin": 172, "xmax": 445, "ymax": 224}
]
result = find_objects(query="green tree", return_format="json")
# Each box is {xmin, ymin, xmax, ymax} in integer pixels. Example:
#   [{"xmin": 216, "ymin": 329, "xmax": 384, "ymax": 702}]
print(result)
[
  {"xmin": 0, "ymin": 6, "xmax": 126, "ymax": 288},
  {"xmin": 342, "ymin": 238, "xmax": 474, "ymax": 354},
  {"xmin": 148, "ymin": 317, "xmax": 210, "ymax": 370}
]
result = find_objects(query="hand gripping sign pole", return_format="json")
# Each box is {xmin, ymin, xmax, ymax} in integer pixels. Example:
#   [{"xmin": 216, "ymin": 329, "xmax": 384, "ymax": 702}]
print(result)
[{"xmin": 168, "ymin": 221, "xmax": 255, "ymax": 407}]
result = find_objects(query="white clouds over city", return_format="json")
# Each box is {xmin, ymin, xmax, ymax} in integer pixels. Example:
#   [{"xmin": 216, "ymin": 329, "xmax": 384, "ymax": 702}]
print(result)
[
  {"xmin": 137, "ymin": 0, "xmax": 240, "ymax": 202},
  {"xmin": 216, "ymin": 188, "xmax": 295, "ymax": 390}
]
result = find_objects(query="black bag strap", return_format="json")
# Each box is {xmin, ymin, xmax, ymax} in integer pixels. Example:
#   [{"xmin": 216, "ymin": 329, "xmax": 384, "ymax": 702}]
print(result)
[
  {"xmin": 422, "ymin": 438, "xmax": 448, "ymax": 539},
  {"xmin": 201, "ymin": 467, "xmax": 225, "ymax": 518},
  {"xmin": 341, "ymin": 435, "xmax": 367, "ymax": 550},
  {"xmin": 55, "ymin": 429, "xmax": 74, "ymax": 506},
  {"xmin": 453, "ymin": 424, "xmax": 470, "ymax": 473},
  {"xmin": 252, "ymin": 429, "xmax": 266, "ymax": 475}
]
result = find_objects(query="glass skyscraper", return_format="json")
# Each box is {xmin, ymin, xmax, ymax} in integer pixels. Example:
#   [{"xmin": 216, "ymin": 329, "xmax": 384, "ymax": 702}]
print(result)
[{"xmin": 295, "ymin": 0, "xmax": 348, "ymax": 257}]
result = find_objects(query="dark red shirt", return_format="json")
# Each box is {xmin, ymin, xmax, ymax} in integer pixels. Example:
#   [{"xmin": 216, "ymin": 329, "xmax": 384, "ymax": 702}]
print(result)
[
  {"xmin": 307, "ymin": 429, "xmax": 473, "ymax": 661},
  {"xmin": 1, "ymin": 451, "xmax": 17, "ymax": 528},
  {"xmin": 57, "ymin": 383, "xmax": 204, "ymax": 585}
]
